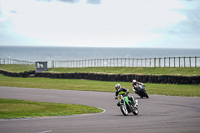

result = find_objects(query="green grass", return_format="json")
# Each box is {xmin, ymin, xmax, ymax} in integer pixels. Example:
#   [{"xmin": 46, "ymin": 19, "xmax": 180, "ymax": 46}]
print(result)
[
  {"xmin": 0, "ymin": 64, "xmax": 34, "ymax": 72},
  {"xmin": 146, "ymin": 84, "xmax": 200, "ymax": 97},
  {"xmin": 49, "ymin": 67, "xmax": 200, "ymax": 76},
  {"xmin": 0, "ymin": 74, "xmax": 199, "ymax": 97},
  {"xmin": 0, "ymin": 64, "xmax": 200, "ymax": 76},
  {"xmin": 0, "ymin": 98, "xmax": 103, "ymax": 119}
]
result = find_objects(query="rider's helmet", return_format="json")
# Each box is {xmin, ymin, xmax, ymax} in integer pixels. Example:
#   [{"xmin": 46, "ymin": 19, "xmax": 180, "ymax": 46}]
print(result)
[
  {"xmin": 132, "ymin": 79, "xmax": 137, "ymax": 86},
  {"xmin": 132, "ymin": 79, "xmax": 137, "ymax": 83},
  {"xmin": 115, "ymin": 83, "xmax": 121, "ymax": 90}
]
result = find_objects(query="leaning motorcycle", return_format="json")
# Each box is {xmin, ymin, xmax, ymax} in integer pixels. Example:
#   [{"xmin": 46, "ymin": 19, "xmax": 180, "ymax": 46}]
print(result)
[
  {"xmin": 117, "ymin": 94, "xmax": 139, "ymax": 116},
  {"xmin": 133, "ymin": 83, "xmax": 149, "ymax": 99}
]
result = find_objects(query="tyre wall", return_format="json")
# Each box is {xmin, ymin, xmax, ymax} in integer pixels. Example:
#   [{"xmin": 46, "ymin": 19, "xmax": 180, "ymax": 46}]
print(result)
[{"xmin": 34, "ymin": 72, "xmax": 200, "ymax": 85}]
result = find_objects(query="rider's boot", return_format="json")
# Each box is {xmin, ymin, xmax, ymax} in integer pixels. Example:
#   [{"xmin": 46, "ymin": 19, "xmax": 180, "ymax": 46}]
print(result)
[
  {"xmin": 130, "ymin": 96, "xmax": 138, "ymax": 107},
  {"xmin": 135, "ymin": 99, "xmax": 138, "ymax": 107},
  {"xmin": 117, "ymin": 102, "xmax": 120, "ymax": 106}
]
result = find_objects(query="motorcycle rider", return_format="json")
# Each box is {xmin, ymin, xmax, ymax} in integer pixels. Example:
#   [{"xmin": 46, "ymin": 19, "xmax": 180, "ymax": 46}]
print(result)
[
  {"xmin": 132, "ymin": 79, "xmax": 141, "ymax": 93},
  {"xmin": 132, "ymin": 79, "xmax": 149, "ymax": 99},
  {"xmin": 115, "ymin": 83, "xmax": 136, "ymax": 107}
]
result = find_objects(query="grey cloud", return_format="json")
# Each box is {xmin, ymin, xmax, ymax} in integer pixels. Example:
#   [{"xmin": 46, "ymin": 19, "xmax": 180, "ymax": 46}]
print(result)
[
  {"xmin": 37, "ymin": 0, "xmax": 52, "ymax": 2},
  {"xmin": 57, "ymin": 0, "xmax": 80, "ymax": 3},
  {"xmin": 176, "ymin": 7, "xmax": 200, "ymax": 35},
  {"xmin": 37, "ymin": 0, "xmax": 80, "ymax": 3},
  {"xmin": 37, "ymin": 0, "xmax": 101, "ymax": 4},
  {"xmin": 185, "ymin": 0, "xmax": 194, "ymax": 1},
  {"xmin": 10, "ymin": 10, "xmax": 17, "ymax": 14},
  {"xmin": 164, "ymin": 17, "xmax": 200, "ymax": 36},
  {"xmin": 153, "ymin": 0, "xmax": 200, "ymax": 36},
  {"xmin": 87, "ymin": 0, "xmax": 101, "ymax": 4},
  {"xmin": 0, "ymin": 7, "xmax": 3, "ymax": 17}
]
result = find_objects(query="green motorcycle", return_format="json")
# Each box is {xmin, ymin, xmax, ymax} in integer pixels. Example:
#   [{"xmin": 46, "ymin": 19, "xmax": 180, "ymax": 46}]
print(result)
[{"xmin": 117, "ymin": 94, "xmax": 139, "ymax": 116}]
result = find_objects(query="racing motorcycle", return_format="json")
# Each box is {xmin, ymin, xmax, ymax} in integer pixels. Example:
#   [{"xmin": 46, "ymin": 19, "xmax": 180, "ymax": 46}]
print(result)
[
  {"xmin": 132, "ymin": 83, "xmax": 149, "ymax": 99},
  {"xmin": 116, "ymin": 94, "xmax": 139, "ymax": 116}
]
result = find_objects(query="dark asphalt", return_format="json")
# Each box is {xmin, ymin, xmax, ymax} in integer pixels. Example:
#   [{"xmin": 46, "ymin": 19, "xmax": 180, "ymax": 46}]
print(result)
[{"xmin": 0, "ymin": 86, "xmax": 200, "ymax": 133}]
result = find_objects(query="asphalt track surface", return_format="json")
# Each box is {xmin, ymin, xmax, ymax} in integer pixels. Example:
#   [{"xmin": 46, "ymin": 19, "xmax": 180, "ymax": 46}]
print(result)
[{"xmin": 0, "ymin": 87, "xmax": 200, "ymax": 133}]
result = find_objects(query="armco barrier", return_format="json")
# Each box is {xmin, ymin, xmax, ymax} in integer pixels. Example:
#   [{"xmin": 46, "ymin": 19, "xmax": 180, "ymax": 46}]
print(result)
[{"xmin": 0, "ymin": 70, "xmax": 199, "ymax": 85}]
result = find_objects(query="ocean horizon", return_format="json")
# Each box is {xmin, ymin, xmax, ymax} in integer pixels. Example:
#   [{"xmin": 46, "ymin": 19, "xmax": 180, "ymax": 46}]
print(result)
[{"xmin": 0, "ymin": 46, "xmax": 200, "ymax": 62}]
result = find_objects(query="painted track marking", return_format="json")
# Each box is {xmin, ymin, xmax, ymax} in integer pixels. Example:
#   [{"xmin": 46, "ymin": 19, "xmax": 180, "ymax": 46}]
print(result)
[{"xmin": 38, "ymin": 130, "xmax": 52, "ymax": 133}]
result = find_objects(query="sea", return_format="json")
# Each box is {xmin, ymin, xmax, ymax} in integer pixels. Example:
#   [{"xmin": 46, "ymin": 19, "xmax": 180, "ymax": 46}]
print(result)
[{"xmin": 0, "ymin": 46, "xmax": 200, "ymax": 62}]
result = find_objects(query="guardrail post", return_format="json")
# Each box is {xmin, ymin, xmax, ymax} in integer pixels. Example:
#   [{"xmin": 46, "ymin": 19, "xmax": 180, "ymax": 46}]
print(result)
[
  {"xmin": 195, "ymin": 56, "xmax": 197, "ymax": 67},
  {"xmin": 174, "ymin": 57, "xmax": 176, "ymax": 68},
  {"xmin": 149, "ymin": 58, "xmax": 151, "ymax": 67},
  {"xmin": 164, "ymin": 57, "xmax": 166, "ymax": 67},
  {"xmin": 184, "ymin": 57, "xmax": 185, "ymax": 67},
  {"xmin": 159, "ymin": 58, "xmax": 161, "ymax": 67}
]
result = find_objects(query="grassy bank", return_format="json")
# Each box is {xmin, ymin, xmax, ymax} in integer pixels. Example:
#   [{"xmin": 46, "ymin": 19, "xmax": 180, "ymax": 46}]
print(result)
[
  {"xmin": 0, "ymin": 64, "xmax": 34, "ymax": 72},
  {"xmin": 49, "ymin": 67, "xmax": 200, "ymax": 76},
  {"xmin": 0, "ymin": 74, "xmax": 199, "ymax": 97},
  {"xmin": 0, "ymin": 98, "xmax": 103, "ymax": 119},
  {"xmin": 0, "ymin": 64, "xmax": 200, "ymax": 76}
]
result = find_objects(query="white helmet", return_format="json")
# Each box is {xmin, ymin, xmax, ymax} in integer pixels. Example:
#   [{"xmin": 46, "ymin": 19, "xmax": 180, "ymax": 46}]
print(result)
[
  {"xmin": 115, "ymin": 83, "xmax": 121, "ymax": 90},
  {"xmin": 132, "ymin": 79, "xmax": 137, "ymax": 83}
]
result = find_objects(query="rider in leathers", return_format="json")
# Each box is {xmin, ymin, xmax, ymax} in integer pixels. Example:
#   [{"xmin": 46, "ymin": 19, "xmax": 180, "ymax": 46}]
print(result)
[
  {"xmin": 132, "ymin": 79, "xmax": 140, "ymax": 93},
  {"xmin": 115, "ymin": 83, "xmax": 136, "ymax": 107},
  {"xmin": 132, "ymin": 79, "xmax": 145, "ymax": 93}
]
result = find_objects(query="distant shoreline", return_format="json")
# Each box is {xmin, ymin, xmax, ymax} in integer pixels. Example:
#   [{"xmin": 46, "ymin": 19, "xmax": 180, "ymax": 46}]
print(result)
[{"xmin": 0, "ymin": 45, "xmax": 200, "ymax": 50}]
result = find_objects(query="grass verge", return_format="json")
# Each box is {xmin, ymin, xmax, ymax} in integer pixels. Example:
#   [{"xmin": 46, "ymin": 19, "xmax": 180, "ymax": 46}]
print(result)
[
  {"xmin": 0, "ymin": 64, "xmax": 200, "ymax": 76},
  {"xmin": 0, "ymin": 74, "xmax": 199, "ymax": 97},
  {"xmin": 0, "ymin": 98, "xmax": 103, "ymax": 119},
  {"xmin": 0, "ymin": 64, "xmax": 34, "ymax": 72},
  {"xmin": 49, "ymin": 67, "xmax": 200, "ymax": 76}
]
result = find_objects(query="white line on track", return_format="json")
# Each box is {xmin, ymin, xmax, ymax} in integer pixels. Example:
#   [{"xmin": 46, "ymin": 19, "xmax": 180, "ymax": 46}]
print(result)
[{"xmin": 38, "ymin": 130, "xmax": 52, "ymax": 133}]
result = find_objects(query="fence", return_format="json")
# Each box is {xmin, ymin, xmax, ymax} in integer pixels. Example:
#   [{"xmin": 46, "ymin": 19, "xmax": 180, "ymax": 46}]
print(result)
[
  {"xmin": 0, "ymin": 58, "xmax": 34, "ymax": 65},
  {"xmin": 52, "ymin": 56, "xmax": 200, "ymax": 68},
  {"xmin": 1, "ymin": 56, "xmax": 200, "ymax": 68}
]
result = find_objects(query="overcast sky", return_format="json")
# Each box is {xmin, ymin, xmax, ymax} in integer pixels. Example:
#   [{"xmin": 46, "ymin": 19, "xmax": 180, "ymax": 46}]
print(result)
[{"xmin": 0, "ymin": 0, "xmax": 200, "ymax": 48}]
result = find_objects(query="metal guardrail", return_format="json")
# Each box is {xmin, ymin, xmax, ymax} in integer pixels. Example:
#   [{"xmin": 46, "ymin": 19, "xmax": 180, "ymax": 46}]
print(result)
[
  {"xmin": 0, "ymin": 58, "xmax": 34, "ymax": 65},
  {"xmin": 1, "ymin": 56, "xmax": 199, "ymax": 68},
  {"xmin": 51, "ymin": 56, "xmax": 200, "ymax": 68}
]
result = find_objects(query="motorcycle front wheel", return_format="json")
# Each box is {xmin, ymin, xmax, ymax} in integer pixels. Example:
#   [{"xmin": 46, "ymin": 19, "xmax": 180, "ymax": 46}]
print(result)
[
  {"xmin": 133, "ymin": 107, "xmax": 139, "ymax": 115},
  {"xmin": 120, "ymin": 104, "xmax": 128, "ymax": 116},
  {"xmin": 144, "ymin": 91, "xmax": 149, "ymax": 98}
]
